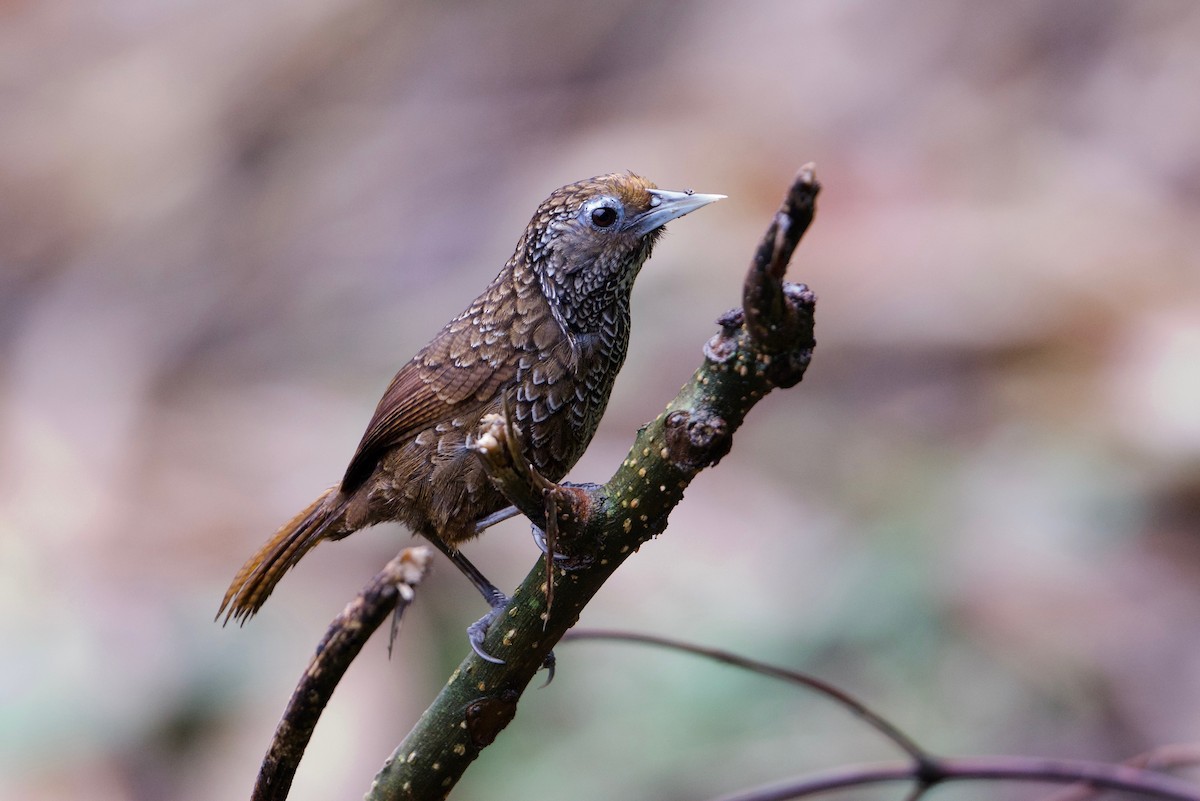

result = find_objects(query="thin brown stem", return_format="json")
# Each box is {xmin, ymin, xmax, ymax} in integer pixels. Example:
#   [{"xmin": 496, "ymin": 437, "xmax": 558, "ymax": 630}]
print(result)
[
  {"xmin": 1042, "ymin": 744, "xmax": 1200, "ymax": 801},
  {"xmin": 710, "ymin": 757, "xmax": 1200, "ymax": 801},
  {"xmin": 250, "ymin": 547, "xmax": 431, "ymax": 801},
  {"xmin": 562, "ymin": 628, "xmax": 928, "ymax": 763}
]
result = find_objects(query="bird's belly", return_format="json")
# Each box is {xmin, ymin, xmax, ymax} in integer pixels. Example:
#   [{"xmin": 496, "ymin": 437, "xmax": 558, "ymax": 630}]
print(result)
[
  {"xmin": 363, "ymin": 348, "xmax": 622, "ymax": 546},
  {"xmin": 367, "ymin": 413, "xmax": 508, "ymax": 546}
]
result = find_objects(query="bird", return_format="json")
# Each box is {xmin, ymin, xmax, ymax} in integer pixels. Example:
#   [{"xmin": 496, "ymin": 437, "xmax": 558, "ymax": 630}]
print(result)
[{"xmin": 218, "ymin": 172, "xmax": 723, "ymax": 658}]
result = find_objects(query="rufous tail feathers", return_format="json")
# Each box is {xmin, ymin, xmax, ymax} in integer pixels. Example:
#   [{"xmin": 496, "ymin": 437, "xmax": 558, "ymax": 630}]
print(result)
[{"xmin": 218, "ymin": 488, "xmax": 345, "ymax": 624}]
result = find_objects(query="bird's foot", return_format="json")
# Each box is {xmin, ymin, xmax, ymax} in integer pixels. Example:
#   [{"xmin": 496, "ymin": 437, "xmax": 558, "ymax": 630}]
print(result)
[
  {"xmin": 465, "ymin": 596, "xmax": 560, "ymax": 683},
  {"xmin": 467, "ymin": 597, "xmax": 508, "ymax": 664},
  {"xmin": 473, "ymin": 505, "xmax": 519, "ymax": 536},
  {"xmin": 531, "ymin": 526, "xmax": 595, "ymax": 571}
]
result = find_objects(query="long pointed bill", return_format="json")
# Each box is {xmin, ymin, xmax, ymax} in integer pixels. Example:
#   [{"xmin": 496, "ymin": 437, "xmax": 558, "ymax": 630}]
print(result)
[{"xmin": 627, "ymin": 189, "xmax": 726, "ymax": 235}]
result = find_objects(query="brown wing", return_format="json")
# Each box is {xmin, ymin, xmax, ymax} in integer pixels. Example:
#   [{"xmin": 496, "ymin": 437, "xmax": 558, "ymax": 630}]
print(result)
[{"xmin": 339, "ymin": 272, "xmax": 565, "ymax": 493}]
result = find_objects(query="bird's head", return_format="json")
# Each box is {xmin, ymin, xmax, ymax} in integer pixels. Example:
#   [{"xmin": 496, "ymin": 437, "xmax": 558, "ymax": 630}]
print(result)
[{"xmin": 521, "ymin": 173, "xmax": 724, "ymax": 333}]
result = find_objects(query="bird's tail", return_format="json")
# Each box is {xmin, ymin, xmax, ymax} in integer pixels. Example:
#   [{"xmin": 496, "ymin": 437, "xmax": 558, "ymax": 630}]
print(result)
[{"xmin": 218, "ymin": 487, "xmax": 346, "ymax": 625}]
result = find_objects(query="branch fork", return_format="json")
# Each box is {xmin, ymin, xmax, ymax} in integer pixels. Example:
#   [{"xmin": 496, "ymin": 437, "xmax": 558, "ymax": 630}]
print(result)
[{"xmin": 250, "ymin": 165, "xmax": 824, "ymax": 801}]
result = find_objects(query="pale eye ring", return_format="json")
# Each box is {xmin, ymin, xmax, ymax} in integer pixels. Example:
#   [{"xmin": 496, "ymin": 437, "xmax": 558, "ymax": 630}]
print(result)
[{"xmin": 583, "ymin": 197, "xmax": 623, "ymax": 230}]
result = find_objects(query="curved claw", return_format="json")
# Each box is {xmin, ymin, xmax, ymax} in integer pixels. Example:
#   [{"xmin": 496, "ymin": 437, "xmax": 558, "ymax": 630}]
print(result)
[
  {"xmin": 531, "ymin": 526, "xmax": 593, "ymax": 570},
  {"xmin": 531, "ymin": 527, "xmax": 572, "ymax": 562},
  {"xmin": 538, "ymin": 650, "xmax": 557, "ymax": 688},
  {"xmin": 467, "ymin": 604, "xmax": 507, "ymax": 664}
]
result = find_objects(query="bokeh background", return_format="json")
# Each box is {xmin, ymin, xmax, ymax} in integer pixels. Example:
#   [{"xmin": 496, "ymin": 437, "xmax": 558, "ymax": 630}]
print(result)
[{"xmin": 4, "ymin": 1, "xmax": 1200, "ymax": 799}]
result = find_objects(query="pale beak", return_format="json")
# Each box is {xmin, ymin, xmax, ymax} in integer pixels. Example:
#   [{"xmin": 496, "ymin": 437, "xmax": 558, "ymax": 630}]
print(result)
[{"xmin": 627, "ymin": 189, "xmax": 726, "ymax": 235}]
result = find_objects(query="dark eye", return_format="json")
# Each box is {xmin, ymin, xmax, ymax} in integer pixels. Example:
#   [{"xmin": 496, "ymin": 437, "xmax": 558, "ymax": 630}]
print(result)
[{"xmin": 590, "ymin": 205, "xmax": 619, "ymax": 228}]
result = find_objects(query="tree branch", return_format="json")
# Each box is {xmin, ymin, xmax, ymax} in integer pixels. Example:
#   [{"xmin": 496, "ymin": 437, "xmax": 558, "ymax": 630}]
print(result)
[
  {"xmin": 558, "ymin": 631, "xmax": 1200, "ymax": 801},
  {"xmin": 1041, "ymin": 744, "xmax": 1200, "ymax": 801},
  {"xmin": 250, "ymin": 547, "xmax": 432, "ymax": 801},
  {"xmin": 709, "ymin": 756, "xmax": 1200, "ymax": 801},
  {"xmin": 365, "ymin": 166, "xmax": 820, "ymax": 800},
  {"xmin": 561, "ymin": 628, "xmax": 928, "ymax": 763}
]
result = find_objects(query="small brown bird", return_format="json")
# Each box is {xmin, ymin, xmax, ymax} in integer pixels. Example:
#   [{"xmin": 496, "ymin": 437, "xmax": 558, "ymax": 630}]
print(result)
[{"xmin": 219, "ymin": 173, "xmax": 722, "ymax": 657}]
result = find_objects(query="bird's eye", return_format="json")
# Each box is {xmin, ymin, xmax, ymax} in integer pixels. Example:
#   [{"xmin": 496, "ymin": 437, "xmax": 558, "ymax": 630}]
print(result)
[{"xmin": 590, "ymin": 205, "xmax": 619, "ymax": 228}]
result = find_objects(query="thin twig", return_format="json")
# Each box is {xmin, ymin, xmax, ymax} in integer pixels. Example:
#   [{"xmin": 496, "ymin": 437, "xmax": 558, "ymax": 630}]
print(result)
[
  {"xmin": 250, "ymin": 547, "xmax": 432, "ymax": 801},
  {"xmin": 1042, "ymin": 743, "xmax": 1200, "ymax": 801},
  {"xmin": 709, "ymin": 757, "xmax": 1200, "ymax": 801},
  {"xmin": 743, "ymin": 163, "xmax": 819, "ymax": 353},
  {"xmin": 562, "ymin": 629, "xmax": 928, "ymax": 763}
]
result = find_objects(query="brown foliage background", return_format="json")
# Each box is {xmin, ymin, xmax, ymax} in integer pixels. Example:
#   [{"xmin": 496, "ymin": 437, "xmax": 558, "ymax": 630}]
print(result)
[{"xmin": 3, "ymin": 2, "xmax": 1200, "ymax": 800}]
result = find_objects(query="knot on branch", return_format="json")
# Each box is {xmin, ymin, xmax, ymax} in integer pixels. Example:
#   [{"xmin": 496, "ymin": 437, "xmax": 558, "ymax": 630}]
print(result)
[
  {"xmin": 704, "ymin": 308, "xmax": 745, "ymax": 363},
  {"xmin": 762, "ymin": 281, "xmax": 816, "ymax": 389},
  {"xmin": 464, "ymin": 689, "xmax": 519, "ymax": 748},
  {"xmin": 543, "ymin": 483, "xmax": 593, "ymax": 529},
  {"xmin": 665, "ymin": 409, "xmax": 731, "ymax": 471},
  {"xmin": 542, "ymin": 482, "xmax": 601, "ymax": 568}
]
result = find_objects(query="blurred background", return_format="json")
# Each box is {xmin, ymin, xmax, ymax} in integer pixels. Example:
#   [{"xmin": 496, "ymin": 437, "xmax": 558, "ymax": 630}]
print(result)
[{"xmin": 3, "ymin": 1, "xmax": 1200, "ymax": 799}]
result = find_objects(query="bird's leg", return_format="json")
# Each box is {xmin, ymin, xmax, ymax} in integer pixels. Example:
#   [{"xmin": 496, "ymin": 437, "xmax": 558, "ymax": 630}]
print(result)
[
  {"xmin": 426, "ymin": 533, "xmax": 556, "ymax": 678},
  {"xmin": 473, "ymin": 505, "xmax": 519, "ymax": 535},
  {"xmin": 423, "ymin": 534, "xmax": 507, "ymax": 664}
]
